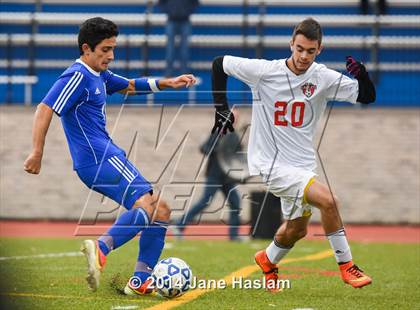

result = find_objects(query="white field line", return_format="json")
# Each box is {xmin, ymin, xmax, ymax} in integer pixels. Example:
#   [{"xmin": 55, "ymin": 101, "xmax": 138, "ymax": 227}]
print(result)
[{"xmin": 0, "ymin": 251, "xmax": 83, "ymax": 261}]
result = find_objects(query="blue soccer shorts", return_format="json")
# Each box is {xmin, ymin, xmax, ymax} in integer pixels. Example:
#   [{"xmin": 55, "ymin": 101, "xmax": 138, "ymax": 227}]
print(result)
[{"xmin": 76, "ymin": 153, "xmax": 153, "ymax": 210}]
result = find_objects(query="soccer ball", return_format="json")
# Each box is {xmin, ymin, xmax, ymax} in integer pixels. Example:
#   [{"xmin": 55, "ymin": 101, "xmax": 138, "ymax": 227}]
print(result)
[{"xmin": 151, "ymin": 257, "xmax": 192, "ymax": 298}]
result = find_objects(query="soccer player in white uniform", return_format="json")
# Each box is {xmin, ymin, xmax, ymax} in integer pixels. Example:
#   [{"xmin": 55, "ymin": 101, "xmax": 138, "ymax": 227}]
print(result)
[{"xmin": 211, "ymin": 18, "xmax": 375, "ymax": 291}]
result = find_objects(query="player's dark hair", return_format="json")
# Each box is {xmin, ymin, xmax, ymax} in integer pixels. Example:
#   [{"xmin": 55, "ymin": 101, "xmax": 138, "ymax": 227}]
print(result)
[
  {"xmin": 292, "ymin": 18, "xmax": 322, "ymax": 45},
  {"xmin": 78, "ymin": 17, "xmax": 119, "ymax": 55}
]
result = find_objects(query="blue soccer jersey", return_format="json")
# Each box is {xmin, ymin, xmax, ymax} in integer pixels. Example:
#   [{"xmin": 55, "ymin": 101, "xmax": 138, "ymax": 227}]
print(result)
[{"xmin": 42, "ymin": 59, "xmax": 131, "ymax": 169}]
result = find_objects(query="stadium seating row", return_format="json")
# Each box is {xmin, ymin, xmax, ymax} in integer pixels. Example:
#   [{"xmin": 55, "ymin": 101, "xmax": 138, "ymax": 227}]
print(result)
[
  {"xmin": 1, "ymin": 0, "xmax": 419, "ymax": 105},
  {"xmin": 2, "ymin": 12, "xmax": 420, "ymax": 27}
]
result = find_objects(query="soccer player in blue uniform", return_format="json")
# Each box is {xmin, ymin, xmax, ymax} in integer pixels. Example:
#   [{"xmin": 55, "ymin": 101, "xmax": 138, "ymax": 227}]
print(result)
[{"xmin": 23, "ymin": 17, "xmax": 196, "ymax": 295}]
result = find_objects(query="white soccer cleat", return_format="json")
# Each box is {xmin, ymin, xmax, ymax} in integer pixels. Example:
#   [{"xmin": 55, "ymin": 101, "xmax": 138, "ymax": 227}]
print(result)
[
  {"xmin": 80, "ymin": 239, "xmax": 106, "ymax": 292},
  {"xmin": 123, "ymin": 284, "xmax": 136, "ymax": 296}
]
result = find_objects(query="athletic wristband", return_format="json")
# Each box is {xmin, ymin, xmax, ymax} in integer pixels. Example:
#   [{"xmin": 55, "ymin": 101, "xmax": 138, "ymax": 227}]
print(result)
[{"xmin": 134, "ymin": 78, "xmax": 161, "ymax": 93}]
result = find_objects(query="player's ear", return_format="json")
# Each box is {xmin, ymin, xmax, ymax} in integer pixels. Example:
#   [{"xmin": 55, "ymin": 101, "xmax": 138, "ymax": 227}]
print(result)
[
  {"xmin": 289, "ymin": 40, "xmax": 293, "ymax": 52},
  {"xmin": 317, "ymin": 44, "xmax": 323, "ymax": 55},
  {"xmin": 82, "ymin": 43, "xmax": 91, "ymax": 55}
]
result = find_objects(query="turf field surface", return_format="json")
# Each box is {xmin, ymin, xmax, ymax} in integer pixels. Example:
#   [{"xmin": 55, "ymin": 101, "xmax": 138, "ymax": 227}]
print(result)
[{"xmin": 0, "ymin": 237, "xmax": 419, "ymax": 309}]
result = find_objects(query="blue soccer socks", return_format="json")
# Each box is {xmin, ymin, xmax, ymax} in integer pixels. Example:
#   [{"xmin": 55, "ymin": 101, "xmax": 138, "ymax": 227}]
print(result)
[
  {"xmin": 134, "ymin": 221, "xmax": 168, "ymax": 282},
  {"xmin": 97, "ymin": 207, "xmax": 150, "ymax": 255},
  {"xmin": 96, "ymin": 212, "xmax": 168, "ymax": 285}
]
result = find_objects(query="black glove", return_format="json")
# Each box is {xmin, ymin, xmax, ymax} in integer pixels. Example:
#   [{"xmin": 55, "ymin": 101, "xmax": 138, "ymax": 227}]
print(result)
[
  {"xmin": 211, "ymin": 109, "xmax": 235, "ymax": 135},
  {"xmin": 346, "ymin": 56, "xmax": 367, "ymax": 79}
]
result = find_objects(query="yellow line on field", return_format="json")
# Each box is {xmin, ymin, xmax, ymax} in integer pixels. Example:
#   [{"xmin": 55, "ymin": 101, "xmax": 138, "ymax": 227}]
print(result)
[
  {"xmin": 0, "ymin": 292, "xmax": 155, "ymax": 303},
  {"xmin": 0, "ymin": 250, "xmax": 333, "ymax": 308},
  {"xmin": 145, "ymin": 249, "xmax": 333, "ymax": 310}
]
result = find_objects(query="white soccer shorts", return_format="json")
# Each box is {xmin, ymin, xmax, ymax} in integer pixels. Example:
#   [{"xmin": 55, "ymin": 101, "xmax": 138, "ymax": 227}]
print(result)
[{"xmin": 261, "ymin": 166, "xmax": 316, "ymax": 221}]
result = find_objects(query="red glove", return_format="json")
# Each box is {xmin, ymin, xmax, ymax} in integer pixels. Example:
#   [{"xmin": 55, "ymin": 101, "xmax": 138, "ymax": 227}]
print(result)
[{"xmin": 346, "ymin": 56, "xmax": 366, "ymax": 79}]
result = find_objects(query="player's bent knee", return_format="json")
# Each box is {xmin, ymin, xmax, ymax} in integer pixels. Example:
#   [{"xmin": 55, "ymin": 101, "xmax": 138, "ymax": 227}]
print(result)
[
  {"xmin": 317, "ymin": 192, "xmax": 340, "ymax": 212},
  {"xmin": 289, "ymin": 227, "xmax": 307, "ymax": 242},
  {"xmin": 325, "ymin": 194, "xmax": 340, "ymax": 211},
  {"xmin": 132, "ymin": 195, "xmax": 171, "ymax": 223},
  {"xmin": 131, "ymin": 204, "xmax": 154, "ymax": 221},
  {"xmin": 278, "ymin": 226, "xmax": 307, "ymax": 244},
  {"xmin": 297, "ymin": 228, "xmax": 308, "ymax": 240},
  {"xmin": 154, "ymin": 200, "xmax": 171, "ymax": 222},
  {"xmin": 132, "ymin": 194, "xmax": 155, "ymax": 220}
]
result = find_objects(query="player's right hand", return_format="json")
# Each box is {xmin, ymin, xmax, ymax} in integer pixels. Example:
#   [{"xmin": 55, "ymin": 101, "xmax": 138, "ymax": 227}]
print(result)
[
  {"xmin": 168, "ymin": 74, "xmax": 197, "ymax": 88},
  {"xmin": 24, "ymin": 152, "xmax": 42, "ymax": 174},
  {"xmin": 211, "ymin": 109, "xmax": 235, "ymax": 135}
]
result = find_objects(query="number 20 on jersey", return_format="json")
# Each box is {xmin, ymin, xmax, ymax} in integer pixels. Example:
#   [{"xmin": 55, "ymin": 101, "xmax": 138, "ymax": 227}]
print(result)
[{"xmin": 274, "ymin": 101, "xmax": 305, "ymax": 127}]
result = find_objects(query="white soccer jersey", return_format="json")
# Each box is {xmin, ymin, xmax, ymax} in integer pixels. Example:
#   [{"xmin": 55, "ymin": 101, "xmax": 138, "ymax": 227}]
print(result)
[{"xmin": 223, "ymin": 56, "xmax": 359, "ymax": 175}]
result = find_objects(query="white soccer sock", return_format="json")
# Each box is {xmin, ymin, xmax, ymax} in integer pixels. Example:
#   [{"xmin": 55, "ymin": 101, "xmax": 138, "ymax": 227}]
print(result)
[
  {"xmin": 266, "ymin": 239, "xmax": 293, "ymax": 264},
  {"xmin": 326, "ymin": 227, "xmax": 352, "ymax": 263}
]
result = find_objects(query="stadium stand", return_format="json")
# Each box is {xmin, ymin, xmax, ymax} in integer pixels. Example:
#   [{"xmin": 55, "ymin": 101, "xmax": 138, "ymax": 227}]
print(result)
[
  {"xmin": 1, "ymin": 0, "xmax": 419, "ymax": 105},
  {"xmin": 0, "ymin": 75, "xmax": 37, "ymax": 104}
]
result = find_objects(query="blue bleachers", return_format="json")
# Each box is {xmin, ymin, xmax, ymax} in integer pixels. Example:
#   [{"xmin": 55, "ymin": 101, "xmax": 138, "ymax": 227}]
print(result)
[
  {"xmin": 1, "ymin": 1, "xmax": 419, "ymax": 106},
  {"xmin": 3, "ymin": 2, "xmax": 420, "ymax": 15}
]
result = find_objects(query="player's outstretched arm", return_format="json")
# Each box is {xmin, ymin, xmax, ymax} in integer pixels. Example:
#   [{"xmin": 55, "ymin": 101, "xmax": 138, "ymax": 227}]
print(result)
[
  {"xmin": 24, "ymin": 103, "xmax": 53, "ymax": 174},
  {"xmin": 158, "ymin": 74, "xmax": 196, "ymax": 89},
  {"xmin": 211, "ymin": 56, "xmax": 234, "ymax": 135},
  {"xmin": 346, "ymin": 56, "xmax": 376, "ymax": 104},
  {"xmin": 122, "ymin": 74, "xmax": 197, "ymax": 95}
]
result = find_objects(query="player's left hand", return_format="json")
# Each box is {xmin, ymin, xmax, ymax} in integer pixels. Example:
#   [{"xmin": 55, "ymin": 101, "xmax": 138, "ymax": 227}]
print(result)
[
  {"xmin": 346, "ymin": 56, "xmax": 366, "ymax": 79},
  {"xmin": 211, "ymin": 109, "xmax": 235, "ymax": 135},
  {"xmin": 168, "ymin": 74, "xmax": 197, "ymax": 89}
]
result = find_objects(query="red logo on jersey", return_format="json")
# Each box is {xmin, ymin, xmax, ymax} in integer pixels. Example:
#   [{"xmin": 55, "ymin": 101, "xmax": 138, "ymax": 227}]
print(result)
[{"xmin": 301, "ymin": 82, "xmax": 317, "ymax": 98}]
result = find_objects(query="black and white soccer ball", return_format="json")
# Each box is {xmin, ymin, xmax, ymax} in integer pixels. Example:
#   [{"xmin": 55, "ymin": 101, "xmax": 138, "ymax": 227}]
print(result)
[{"xmin": 151, "ymin": 257, "xmax": 192, "ymax": 298}]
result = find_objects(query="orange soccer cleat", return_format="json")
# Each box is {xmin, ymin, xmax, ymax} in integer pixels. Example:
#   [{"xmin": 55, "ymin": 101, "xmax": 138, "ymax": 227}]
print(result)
[
  {"xmin": 339, "ymin": 261, "xmax": 372, "ymax": 288},
  {"xmin": 124, "ymin": 277, "xmax": 155, "ymax": 296},
  {"xmin": 80, "ymin": 239, "xmax": 107, "ymax": 291},
  {"xmin": 254, "ymin": 250, "xmax": 281, "ymax": 293}
]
